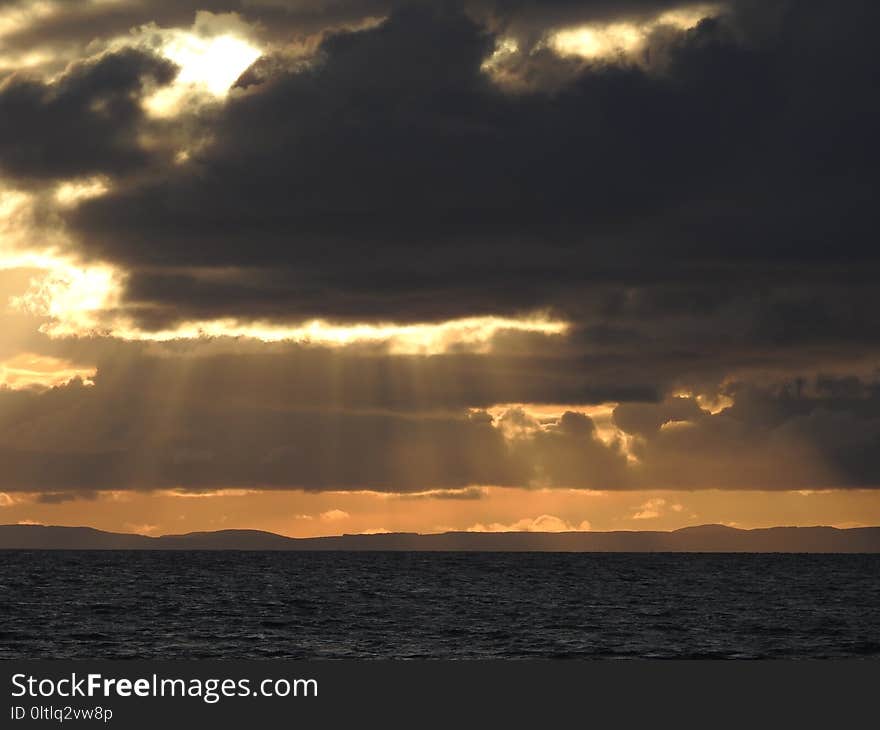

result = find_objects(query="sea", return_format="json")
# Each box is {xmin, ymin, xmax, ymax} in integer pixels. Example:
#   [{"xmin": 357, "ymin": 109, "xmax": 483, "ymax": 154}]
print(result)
[{"xmin": 1, "ymin": 551, "xmax": 878, "ymax": 659}]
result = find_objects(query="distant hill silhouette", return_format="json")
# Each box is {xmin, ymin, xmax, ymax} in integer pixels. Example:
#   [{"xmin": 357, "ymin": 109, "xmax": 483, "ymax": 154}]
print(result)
[{"xmin": 1, "ymin": 523, "xmax": 879, "ymax": 552}]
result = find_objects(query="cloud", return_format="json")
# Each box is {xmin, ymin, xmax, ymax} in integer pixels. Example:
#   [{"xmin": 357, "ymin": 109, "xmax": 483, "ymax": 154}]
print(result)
[
  {"xmin": 0, "ymin": 47, "xmax": 176, "ymax": 180},
  {"xmin": 7, "ymin": 3, "xmax": 880, "ymax": 356},
  {"xmin": 158, "ymin": 488, "xmax": 258, "ymax": 498},
  {"xmin": 124, "ymin": 522, "xmax": 159, "ymax": 535},
  {"xmin": 34, "ymin": 491, "xmax": 97, "ymax": 505},
  {"xmin": 614, "ymin": 398, "xmax": 706, "ymax": 438},
  {"xmin": 467, "ymin": 514, "xmax": 591, "ymax": 532},
  {"xmin": 0, "ymin": 355, "xmax": 878, "ymax": 495},
  {"xmin": 55, "ymin": 2, "xmax": 879, "ymax": 338},
  {"xmin": 0, "ymin": 353, "xmax": 95, "ymax": 390},
  {"xmin": 397, "ymin": 487, "xmax": 488, "ymax": 501},
  {"xmin": 631, "ymin": 498, "xmax": 666, "ymax": 520},
  {"xmin": 319, "ymin": 509, "xmax": 350, "ymax": 521},
  {"xmin": 0, "ymin": 1, "xmax": 879, "ymax": 501}
]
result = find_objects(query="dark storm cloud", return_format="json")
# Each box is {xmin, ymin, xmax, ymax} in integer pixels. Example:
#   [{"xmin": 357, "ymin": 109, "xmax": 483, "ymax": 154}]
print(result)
[
  {"xmin": 613, "ymin": 398, "xmax": 705, "ymax": 437},
  {"xmin": 0, "ymin": 48, "xmax": 176, "ymax": 180},
  {"xmin": 619, "ymin": 384, "xmax": 880, "ymax": 490},
  {"xmin": 63, "ymin": 1, "xmax": 880, "ymax": 330},
  {"xmin": 3, "ymin": 1, "xmax": 880, "ymax": 495}
]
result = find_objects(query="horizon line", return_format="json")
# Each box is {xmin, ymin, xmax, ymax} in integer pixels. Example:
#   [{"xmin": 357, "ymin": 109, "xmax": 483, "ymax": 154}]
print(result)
[{"xmin": 4, "ymin": 522, "xmax": 880, "ymax": 540}]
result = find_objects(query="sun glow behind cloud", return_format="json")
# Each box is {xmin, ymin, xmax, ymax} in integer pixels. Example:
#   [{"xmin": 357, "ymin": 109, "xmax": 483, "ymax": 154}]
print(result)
[
  {"xmin": 3, "ymin": 180, "xmax": 567, "ymax": 353},
  {"xmin": 109, "ymin": 314, "xmax": 568, "ymax": 353},
  {"xmin": 549, "ymin": 4, "xmax": 719, "ymax": 60},
  {"xmin": 10, "ymin": 259, "xmax": 568, "ymax": 352},
  {"xmin": 141, "ymin": 18, "xmax": 262, "ymax": 116},
  {"xmin": 161, "ymin": 33, "xmax": 261, "ymax": 96},
  {"xmin": 21, "ymin": 291, "xmax": 569, "ymax": 353},
  {"xmin": 0, "ymin": 184, "xmax": 120, "ymax": 328},
  {"xmin": 12, "ymin": 263, "xmax": 119, "ymax": 325}
]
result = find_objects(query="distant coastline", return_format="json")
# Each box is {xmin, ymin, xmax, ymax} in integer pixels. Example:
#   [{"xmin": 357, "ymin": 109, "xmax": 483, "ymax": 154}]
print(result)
[{"xmin": 2, "ymin": 523, "xmax": 879, "ymax": 552}]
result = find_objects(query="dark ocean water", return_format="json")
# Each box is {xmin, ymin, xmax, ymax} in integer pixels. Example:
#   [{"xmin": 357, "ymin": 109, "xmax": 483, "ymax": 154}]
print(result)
[{"xmin": 1, "ymin": 551, "xmax": 878, "ymax": 659}]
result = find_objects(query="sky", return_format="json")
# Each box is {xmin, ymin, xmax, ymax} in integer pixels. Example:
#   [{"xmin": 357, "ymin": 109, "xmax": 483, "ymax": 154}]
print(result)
[{"xmin": 1, "ymin": 0, "xmax": 879, "ymax": 537}]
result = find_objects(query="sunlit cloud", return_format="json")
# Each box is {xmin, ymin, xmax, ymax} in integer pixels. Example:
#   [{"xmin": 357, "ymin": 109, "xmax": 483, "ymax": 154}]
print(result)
[
  {"xmin": 13, "ymin": 262, "xmax": 569, "ymax": 353},
  {"xmin": 0, "ymin": 1, "xmax": 129, "ymax": 73},
  {"xmin": 481, "ymin": 3, "xmax": 721, "ymax": 86},
  {"xmin": 124, "ymin": 522, "xmax": 159, "ymax": 535},
  {"xmin": 477, "ymin": 3, "xmax": 724, "ymax": 89},
  {"xmin": 320, "ymin": 509, "xmax": 350, "ymax": 521},
  {"xmin": 551, "ymin": 23, "xmax": 643, "ymax": 59},
  {"xmin": 0, "ymin": 352, "xmax": 95, "ymax": 390},
  {"xmin": 396, "ymin": 487, "xmax": 488, "ymax": 501},
  {"xmin": 1, "ymin": 181, "xmax": 118, "ymax": 336},
  {"xmin": 480, "ymin": 36, "xmax": 519, "ymax": 77},
  {"xmin": 548, "ymin": 4, "xmax": 719, "ymax": 60},
  {"xmin": 487, "ymin": 402, "xmax": 617, "ymax": 433},
  {"xmin": 485, "ymin": 402, "xmax": 639, "ymax": 462},
  {"xmin": 0, "ymin": 49, "xmax": 54, "ymax": 73},
  {"xmin": 10, "ymin": 260, "xmax": 122, "ymax": 332},
  {"xmin": 659, "ymin": 419, "xmax": 695, "ymax": 431},
  {"xmin": 0, "ymin": 0, "xmax": 59, "ymax": 40},
  {"xmin": 695, "ymin": 392, "xmax": 734, "ymax": 414},
  {"xmin": 109, "ymin": 313, "xmax": 567, "ymax": 353},
  {"xmin": 467, "ymin": 514, "xmax": 591, "ymax": 532},
  {"xmin": 0, "ymin": 186, "xmax": 43, "ymax": 257},
  {"xmin": 2, "ymin": 174, "xmax": 110, "ymax": 256},
  {"xmin": 631, "ymin": 497, "xmax": 667, "ymax": 520},
  {"xmin": 322, "ymin": 488, "xmax": 491, "ymax": 501},
  {"xmin": 54, "ymin": 177, "xmax": 109, "ymax": 208},
  {"xmin": 157, "ymin": 489, "xmax": 260, "ymax": 499},
  {"xmin": 321, "ymin": 488, "xmax": 489, "ymax": 501},
  {"xmin": 673, "ymin": 388, "xmax": 734, "ymax": 415}
]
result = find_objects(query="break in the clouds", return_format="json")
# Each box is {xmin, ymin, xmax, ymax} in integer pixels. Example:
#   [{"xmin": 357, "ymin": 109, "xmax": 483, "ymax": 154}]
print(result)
[{"xmin": 0, "ymin": 1, "xmax": 879, "ymax": 501}]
